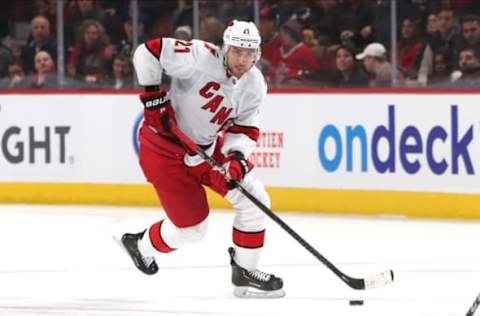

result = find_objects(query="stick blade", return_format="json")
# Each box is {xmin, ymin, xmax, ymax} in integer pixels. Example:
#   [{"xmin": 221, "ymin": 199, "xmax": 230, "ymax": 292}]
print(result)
[{"xmin": 363, "ymin": 270, "xmax": 394, "ymax": 289}]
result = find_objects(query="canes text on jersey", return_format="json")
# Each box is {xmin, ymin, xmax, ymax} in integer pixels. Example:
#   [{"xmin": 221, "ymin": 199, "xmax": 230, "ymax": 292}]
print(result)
[{"xmin": 199, "ymin": 81, "xmax": 233, "ymax": 125}]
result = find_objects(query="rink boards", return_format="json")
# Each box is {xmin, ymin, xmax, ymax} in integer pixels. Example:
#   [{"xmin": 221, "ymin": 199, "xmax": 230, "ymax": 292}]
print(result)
[{"xmin": 1, "ymin": 90, "xmax": 479, "ymax": 218}]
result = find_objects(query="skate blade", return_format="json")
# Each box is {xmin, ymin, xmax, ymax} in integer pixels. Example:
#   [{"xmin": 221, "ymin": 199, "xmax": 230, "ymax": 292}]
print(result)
[
  {"xmin": 233, "ymin": 286, "xmax": 285, "ymax": 299},
  {"xmin": 113, "ymin": 235, "xmax": 136, "ymax": 258},
  {"xmin": 113, "ymin": 235, "xmax": 125, "ymax": 252}
]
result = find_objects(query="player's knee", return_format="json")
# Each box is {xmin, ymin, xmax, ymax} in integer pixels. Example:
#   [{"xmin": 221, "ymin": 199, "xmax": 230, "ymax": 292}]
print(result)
[
  {"xmin": 177, "ymin": 218, "xmax": 208, "ymax": 243},
  {"xmin": 243, "ymin": 178, "xmax": 271, "ymax": 208},
  {"xmin": 229, "ymin": 177, "xmax": 270, "ymax": 209}
]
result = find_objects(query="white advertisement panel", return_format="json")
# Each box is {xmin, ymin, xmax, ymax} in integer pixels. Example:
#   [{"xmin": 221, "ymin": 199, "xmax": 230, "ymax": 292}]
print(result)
[
  {"xmin": 255, "ymin": 93, "xmax": 480, "ymax": 193},
  {"xmin": 1, "ymin": 93, "xmax": 479, "ymax": 194},
  {"xmin": 0, "ymin": 94, "xmax": 145, "ymax": 183}
]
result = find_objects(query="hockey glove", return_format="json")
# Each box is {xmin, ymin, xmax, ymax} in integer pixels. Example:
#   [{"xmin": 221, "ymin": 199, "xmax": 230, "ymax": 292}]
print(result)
[
  {"xmin": 210, "ymin": 151, "xmax": 254, "ymax": 191},
  {"xmin": 140, "ymin": 86, "xmax": 175, "ymax": 136}
]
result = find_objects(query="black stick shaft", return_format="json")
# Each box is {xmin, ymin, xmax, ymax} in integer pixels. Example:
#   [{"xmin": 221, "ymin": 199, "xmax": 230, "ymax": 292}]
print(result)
[
  {"xmin": 466, "ymin": 293, "xmax": 480, "ymax": 316},
  {"xmin": 170, "ymin": 124, "xmax": 366, "ymax": 290},
  {"xmin": 234, "ymin": 183, "xmax": 363, "ymax": 289}
]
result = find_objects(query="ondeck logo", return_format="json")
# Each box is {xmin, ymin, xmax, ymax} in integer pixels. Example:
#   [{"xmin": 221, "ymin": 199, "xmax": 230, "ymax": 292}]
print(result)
[{"xmin": 318, "ymin": 105, "xmax": 474, "ymax": 175}]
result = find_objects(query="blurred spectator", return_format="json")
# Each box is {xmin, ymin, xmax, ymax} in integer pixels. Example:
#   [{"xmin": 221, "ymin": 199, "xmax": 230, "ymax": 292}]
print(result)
[
  {"xmin": 442, "ymin": 0, "xmax": 479, "ymax": 16},
  {"xmin": 460, "ymin": 15, "xmax": 480, "ymax": 49},
  {"xmin": 306, "ymin": 0, "xmax": 343, "ymax": 48},
  {"xmin": 218, "ymin": 0, "xmax": 254, "ymax": 22},
  {"xmin": 258, "ymin": 5, "xmax": 282, "ymax": 81},
  {"xmin": 67, "ymin": 19, "xmax": 115, "ymax": 87},
  {"xmin": 426, "ymin": 13, "xmax": 440, "ymax": 37},
  {"xmin": 197, "ymin": 0, "xmax": 221, "ymax": 20},
  {"xmin": 408, "ymin": 0, "xmax": 441, "ymax": 21},
  {"xmin": 0, "ymin": 41, "xmax": 13, "ymax": 78},
  {"xmin": 139, "ymin": 0, "xmax": 176, "ymax": 38},
  {"xmin": 97, "ymin": 0, "xmax": 125, "ymax": 45},
  {"xmin": 0, "ymin": 62, "xmax": 27, "ymax": 88},
  {"xmin": 65, "ymin": 0, "xmax": 106, "ymax": 49},
  {"xmin": 417, "ymin": 6, "xmax": 463, "ymax": 85},
  {"xmin": 356, "ymin": 42, "xmax": 403, "ymax": 87},
  {"xmin": 33, "ymin": 0, "xmax": 57, "ymax": 34},
  {"xmin": 372, "ymin": 0, "xmax": 424, "ymax": 50},
  {"xmin": 371, "ymin": 0, "xmax": 391, "ymax": 48},
  {"xmin": 65, "ymin": 0, "xmax": 105, "ymax": 24},
  {"xmin": 329, "ymin": 44, "xmax": 369, "ymax": 87},
  {"xmin": 302, "ymin": 28, "xmax": 316, "ymax": 47},
  {"xmin": 102, "ymin": 54, "xmax": 133, "ymax": 89},
  {"xmin": 428, "ymin": 48, "xmax": 454, "ymax": 86},
  {"xmin": 29, "ymin": 50, "xmax": 57, "ymax": 88},
  {"xmin": 116, "ymin": 17, "xmax": 147, "ymax": 57},
  {"xmin": 397, "ymin": 17, "xmax": 425, "ymax": 79},
  {"xmin": 310, "ymin": 35, "xmax": 336, "ymax": 71},
  {"xmin": 274, "ymin": 15, "xmax": 319, "ymax": 85},
  {"xmin": 173, "ymin": 25, "xmax": 193, "ymax": 41},
  {"xmin": 172, "ymin": 0, "xmax": 193, "ymax": 30},
  {"xmin": 299, "ymin": 43, "xmax": 369, "ymax": 87},
  {"xmin": 340, "ymin": 0, "xmax": 375, "ymax": 49},
  {"xmin": 21, "ymin": 15, "xmax": 57, "ymax": 74},
  {"xmin": 6, "ymin": 0, "xmax": 480, "ymax": 90},
  {"xmin": 451, "ymin": 46, "xmax": 480, "ymax": 87},
  {"xmin": 198, "ymin": 15, "xmax": 225, "ymax": 46}
]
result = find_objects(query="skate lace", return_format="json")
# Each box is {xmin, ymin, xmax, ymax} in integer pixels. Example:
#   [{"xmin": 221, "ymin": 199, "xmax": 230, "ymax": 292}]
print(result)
[{"xmin": 249, "ymin": 269, "xmax": 271, "ymax": 282}]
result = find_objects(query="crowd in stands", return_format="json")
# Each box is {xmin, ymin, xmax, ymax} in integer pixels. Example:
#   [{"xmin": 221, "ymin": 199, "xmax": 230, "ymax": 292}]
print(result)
[{"xmin": 1, "ymin": 0, "xmax": 480, "ymax": 89}]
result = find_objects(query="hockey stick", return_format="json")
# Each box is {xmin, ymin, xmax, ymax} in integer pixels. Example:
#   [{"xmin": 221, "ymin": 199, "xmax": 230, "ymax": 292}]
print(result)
[
  {"xmin": 466, "ymin": 292, "xmax": 480, "ymax": 316},
  {"xmin": 168, "ymin": 123, "xmax": 394, "ymax": 290}
]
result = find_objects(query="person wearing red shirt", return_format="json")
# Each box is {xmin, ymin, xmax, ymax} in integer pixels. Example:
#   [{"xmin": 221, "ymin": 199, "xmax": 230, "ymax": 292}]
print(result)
[
  {"xmin": 258, "ymin": 5, "xmax": 282, "ymax": 81},
  {"xmin": 397, "ymin": 17, "xmax": 424, "ymax": 79},
  {"xmin": 67, "ymin": 19, "xmax": 115, "ymax": 87},
  {"xmin": 274, "ymin": 16, "xmax": 319, "ymax": 86}
]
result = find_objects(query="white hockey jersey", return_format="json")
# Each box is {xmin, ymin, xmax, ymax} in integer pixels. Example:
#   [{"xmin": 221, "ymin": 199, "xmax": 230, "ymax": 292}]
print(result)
[{"xmin": 133, "ymin": 37, "xmax": 267, "ymax": 158}]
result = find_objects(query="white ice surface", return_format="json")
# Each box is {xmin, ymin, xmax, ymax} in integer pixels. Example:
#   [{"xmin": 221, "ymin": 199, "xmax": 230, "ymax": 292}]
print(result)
[{"xmin": 0, "ymin": 204, "xmax": 479, "ymax": 316}]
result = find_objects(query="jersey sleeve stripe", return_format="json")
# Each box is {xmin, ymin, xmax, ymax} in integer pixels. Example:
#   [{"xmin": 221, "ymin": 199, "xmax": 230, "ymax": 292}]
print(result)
[
  {"xmin": 226, "ymin": 124, "xmax": 260, "ymax": 142},
  {"xmin": 145, "ymin": 38, "xmax": 162, "ymax": 59}
]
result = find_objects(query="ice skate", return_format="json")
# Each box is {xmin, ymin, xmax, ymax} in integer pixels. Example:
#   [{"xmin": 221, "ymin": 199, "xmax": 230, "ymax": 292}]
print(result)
[
  {"xmin": 228, "ymin": 247, "xmax": 285, "ymax": 298},
  {"xmin": 114, "ymin": 230, "xmax": 159, "ymax": 275}
]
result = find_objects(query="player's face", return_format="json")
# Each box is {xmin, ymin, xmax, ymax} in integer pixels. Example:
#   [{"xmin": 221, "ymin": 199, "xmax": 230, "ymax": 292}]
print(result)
[{"xmin": 227, "ymin": 46, "xmax": 256, "ymax": 78}]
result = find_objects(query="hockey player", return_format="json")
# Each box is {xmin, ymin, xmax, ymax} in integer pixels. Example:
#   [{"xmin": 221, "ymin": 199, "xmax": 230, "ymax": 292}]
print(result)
[{"xmin": 117, "ymin": 20, "xmax": 285, "ymax": 298}]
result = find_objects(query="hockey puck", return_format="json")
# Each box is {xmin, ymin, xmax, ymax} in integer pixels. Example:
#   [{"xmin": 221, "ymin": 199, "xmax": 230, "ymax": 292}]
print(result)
[{"xmin": 349, "ymin": 300, "xmax": 364, "ymax": 306}]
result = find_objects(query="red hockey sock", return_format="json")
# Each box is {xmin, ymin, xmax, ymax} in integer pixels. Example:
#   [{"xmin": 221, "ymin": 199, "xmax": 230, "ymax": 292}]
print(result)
[{"xmin": 149, "ymin": 220, "xmax": 176, "ymax": 253}]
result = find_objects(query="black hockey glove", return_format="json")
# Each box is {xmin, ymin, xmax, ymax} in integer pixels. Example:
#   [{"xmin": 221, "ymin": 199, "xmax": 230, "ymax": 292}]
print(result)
[
  {"xmin": 210, "ymin": 151, "xmax": 254, "ymax": 191},
  {"xmin": 139, "ymin": 86, "xmax": 176, "ymax": 135}
]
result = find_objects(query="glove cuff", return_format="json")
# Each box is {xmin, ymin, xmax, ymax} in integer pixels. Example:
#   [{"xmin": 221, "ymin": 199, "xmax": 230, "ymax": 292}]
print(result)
[
  {"xmin": 141, "ymin": 90, "xmax": 170, "ymax": 110},
  {"xmin": 229, "ymin": 151, "xmax": 250, "ymax": 177}
]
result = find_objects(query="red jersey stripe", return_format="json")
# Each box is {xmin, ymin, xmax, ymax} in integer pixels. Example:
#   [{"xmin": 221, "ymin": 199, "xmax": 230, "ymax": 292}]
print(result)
[
  {"xmin": 145, "ymin": 38, "xmax": 162, "ymax": 59},
  {"xmin": 226, "ymin": 124, "xmax": 260, "ymax": 142}
]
